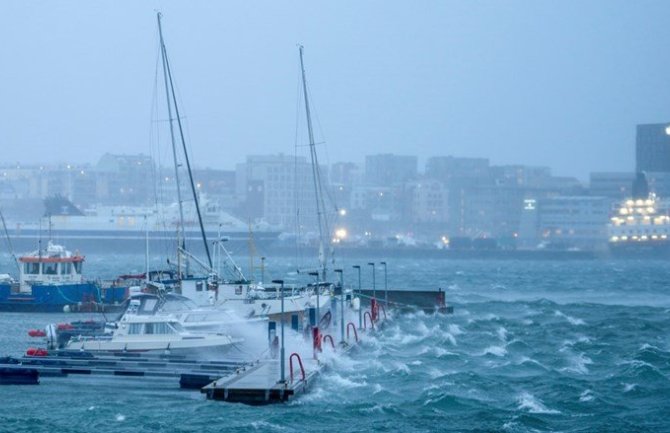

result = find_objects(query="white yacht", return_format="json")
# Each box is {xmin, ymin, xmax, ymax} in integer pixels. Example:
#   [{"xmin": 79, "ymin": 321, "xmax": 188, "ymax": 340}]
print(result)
[{"xmin": 64, "ymin": 298, "xmax": 242, "ymax": 355}]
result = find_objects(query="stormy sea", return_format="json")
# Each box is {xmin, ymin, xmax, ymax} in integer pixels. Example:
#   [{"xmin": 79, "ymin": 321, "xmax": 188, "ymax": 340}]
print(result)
[{"xmin": 1, "ymin": 254, "xmax": 669, "ymax": 432}]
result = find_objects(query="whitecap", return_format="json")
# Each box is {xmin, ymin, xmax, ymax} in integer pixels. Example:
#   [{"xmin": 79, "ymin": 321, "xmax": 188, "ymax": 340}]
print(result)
[
  {"xmin": 394, "ymin": 363, "xmax": 411, "ymax": 374},
  {"xmin": 623, "ymin": 383, "xmax": 637, "ymax": 393},
  {"xmin": 496, "ymin": 326, "xmax": 508, "ymax": 342},
  {"xmin": 326, "ymin": 374, "xmax": 366, "ymax": 388},
  {"xmin": 115, "ymin": 414, "xmax": 126, "ymax": 422},
  {"xmin": 372, "ymin": 383, "xmax": 383, "ymax": 394},
  {"xmin": 433, "ymin": 347, "xmax": 452, "ymax": 357},
  {"xmin": 427, "ymin": 367, "xmax": 445, "ymax": 379},
  {"xmin": 517, "ymin": 392, "xmax": 561, "ymax": 414},
  {"xmin": 447, "ymin": 324, "xmax": 463, "ymax": 336},
  {"xmin": 561, "ymin": 352, "xmax": 593, "ymax": 374},
  {"xmin": 554, "ymin": 310, "xmax": 585, "ymax": 326},
  {"xmin": 409, "ymin": 360, "xmax": 423, "ymax": 366},
  {"xmin": 250, "ymin": 421, "xmax": 290, "ymax": 431},
  {"xmin": 87, "ymin": 406, "xmax": 96, "ymax": 411},
  {"xmin": 579, "ymin": 390, "xmax": 594, "ymax": 402},
  {"xmin": 482, "ymin": 345, "xmax": 507, "ymax": 357}
]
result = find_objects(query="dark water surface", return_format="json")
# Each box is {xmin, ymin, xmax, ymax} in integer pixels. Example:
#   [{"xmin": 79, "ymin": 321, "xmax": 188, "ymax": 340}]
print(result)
[{"xmin": 1, "ymin": 254, "xmax": 669, "ymax": 432}]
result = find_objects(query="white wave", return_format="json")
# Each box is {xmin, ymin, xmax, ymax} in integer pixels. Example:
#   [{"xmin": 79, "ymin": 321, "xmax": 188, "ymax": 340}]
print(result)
[
  {"xmin": 516, "ymin": 356, "xmax": 548, "ymax": 370},
  {"xmin": 579, "ymin": 390, "xmax": 594, "ymax": 402},
  {"xmin": 372, "ymin": 383, "xmax": 384, "ymax": 394},
  {"xmin": 447, "ymin": 324, "xmax": 463, "ymax": 336},
  {"xmin": 496, "ymin": 326, "xmax": 508, "ymax": 342},
  {"xmin": 87, "ymin": 406, "xmax": 96, "ymax": 411},
  {"xmin": 325, "ymin": 373, "xmax": 366, "ymax": 389},
  {"xmin": 361, "ymin": 403, "xmax": 394, "ymax": 414},
  {"xmin": 517, "ymin": 392, "xmax": 561, "ymax": 414},
  {"xmin": 442, "ymin": 332, "xmax": 457, "ymax": 346},
  {"xmin": 427, "ymin": 367, "xmax": 446, "ymax": 379},
  {"xmin": 409, "ymin": 360, "xmax": 423, "ymax": 366},
  {"xmin": 521, "ymin": 319, "xmax": 534, "ymax": 325},
  {"xmin": 561, "ymin": 352, "xmax": 593, "ymax": 374},
  {"xmin": 554, "ymin": 310, "xmax": 586, "ymax": 326},
  {"xmin": 115, "ymin": 414, "xmax": 126, "ymax": 422},
  {"xmin": 251, "ymin": 421, "xmax": 291, "ymax": 431},
  {"xmin": 393, "ymin": 362, "xmax": 411, "ymax": 374},
  {"xmin": 623, "ymin": 383, "xmax": 637, "ymax": 393},
  {"xmin": 433, "ymin": 346, "xmax": 453, "ymax": 357},
  {"xmin": 482, "ymin": 345, "xmax": 507, "ymax": 357}
]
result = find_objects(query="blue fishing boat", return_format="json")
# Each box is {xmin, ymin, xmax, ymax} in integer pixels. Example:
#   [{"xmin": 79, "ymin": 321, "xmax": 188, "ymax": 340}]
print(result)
[{"xmin": 0, "ymin": 241, "xmax": 127, "ymax": 312}]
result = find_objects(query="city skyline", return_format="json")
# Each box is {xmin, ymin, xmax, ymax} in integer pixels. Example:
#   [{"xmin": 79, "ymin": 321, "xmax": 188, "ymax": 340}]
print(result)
[{"xmin": 2, "ymin": 2, "xmax": 670, "ymax": 180}]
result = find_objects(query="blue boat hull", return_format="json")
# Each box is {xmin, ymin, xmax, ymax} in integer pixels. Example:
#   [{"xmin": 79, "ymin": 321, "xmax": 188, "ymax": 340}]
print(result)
[{"xmin": 0, "ymin": 283, "xmax": 127, "ymax": 313}]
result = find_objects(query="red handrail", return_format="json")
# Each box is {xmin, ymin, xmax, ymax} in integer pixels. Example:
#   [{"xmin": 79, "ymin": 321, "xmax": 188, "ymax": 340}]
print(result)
[
  {"xmin": 322, "ymin": 334, "xmax": 335, "ymax": 349},
  {"xmin": 289, "ymin": 352, "xmax": 305, "ymax": 383},
  {"xmin": 346, "ymin": 322, "xmax": 359, "ymax": 342},
  {"xmin": 363, "ymin": 311, "xmax": 375, "ymax": 330},
  {"xmin": 371, "ymin": 298, "xmax": 378, "ymax": 322}
]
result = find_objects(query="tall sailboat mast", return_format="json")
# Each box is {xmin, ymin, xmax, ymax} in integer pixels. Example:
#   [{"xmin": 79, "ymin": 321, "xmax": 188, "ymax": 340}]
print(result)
[
  {"xmin": 156, "ymin": 12, "xmax": 213, "ymax": 270},
  {"xmin": 157, "ymin": 13, "xmax": 187, "ymax": 270},
  {"xmin": 298, "ymin": 45, "xmax": 330, "ymax": 281}
]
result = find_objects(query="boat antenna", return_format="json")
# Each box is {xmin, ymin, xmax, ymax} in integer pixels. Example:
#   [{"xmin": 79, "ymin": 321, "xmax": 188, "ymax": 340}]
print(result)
[
  {"xmin": 156, "ymin": 12, "xmax": 188, "ymax": 275},
  {"xmin": 0, "ymin": 208, "xmax": 20, "ymax": 273},
  {"xmin": 157, "ymin": 12, "xmax": 213, "ymax": 270},
  {"xmin": 299, "ymin": 45, "xmax": 331, "ymax": 281}
]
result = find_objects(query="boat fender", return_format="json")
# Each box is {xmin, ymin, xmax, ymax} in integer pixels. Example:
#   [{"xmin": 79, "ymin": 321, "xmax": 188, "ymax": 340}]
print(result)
[
  {"xmin": 26, "ymin": 348, "xmax": 48, "ymax": 357},
  {"xmin": 28, "ymin": 329, "xmax": 46, "ymax": 338}
]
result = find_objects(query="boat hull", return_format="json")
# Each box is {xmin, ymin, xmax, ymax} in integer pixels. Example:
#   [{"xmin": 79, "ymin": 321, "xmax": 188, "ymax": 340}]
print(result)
[{"xmin": 0, "ymin": 283, "xmax": 127, "ymax": 313}]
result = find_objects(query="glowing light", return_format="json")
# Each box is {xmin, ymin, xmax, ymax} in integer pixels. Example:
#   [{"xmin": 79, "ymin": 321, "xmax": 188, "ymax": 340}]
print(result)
[
  {"xmin": 335, "ymin": 228, "xmax": 347, "ymax": 239},
  {"xmin": 338, "ymin": 209, "xmax": 347, "ymax": 216}
]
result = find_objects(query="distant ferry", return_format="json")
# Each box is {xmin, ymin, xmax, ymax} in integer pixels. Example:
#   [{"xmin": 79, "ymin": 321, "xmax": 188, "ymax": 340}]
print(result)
[
  {"xmin": 607, "ymin": 193, "xmax": 670, "ymax": 255},
  {"xmin": 6, "ymin": 195, "xmax": 281, "ymax": 253}
]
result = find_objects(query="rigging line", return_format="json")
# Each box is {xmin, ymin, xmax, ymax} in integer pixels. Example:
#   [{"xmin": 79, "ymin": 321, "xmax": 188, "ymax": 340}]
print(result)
[
  {"xmin": 299, "ymin": 45, "xmax": 328, "ymax": 279},
  {"xmin": 157, "ymin": 13, "xmax": 187, "ymax": 260},
  {"xmin": 293, "ymin": 79, "xmax": 303, "ymax": 268},
  {"xmin": 0, "ymin": 208, "xmax": 20, "ymax": 273},
  {"xmin": 149, "ymin": 43, "xmax": 161, "ymax": 214},
  {"xmin": 159, "ymin": 16, "xmax": 213, "ymax": 269}
]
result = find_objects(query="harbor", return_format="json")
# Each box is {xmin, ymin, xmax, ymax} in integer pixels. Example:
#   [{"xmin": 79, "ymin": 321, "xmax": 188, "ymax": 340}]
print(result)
[{"xmin": 0, "ymin": 281, "xmax": 449, "ymax": 404}]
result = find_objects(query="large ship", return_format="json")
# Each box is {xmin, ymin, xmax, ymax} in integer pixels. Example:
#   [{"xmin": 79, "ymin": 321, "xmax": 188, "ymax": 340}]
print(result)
[
  {"xmin": 607, "ymin": 174, "xmax": 670, "ymax": 256},
  {"xmin": 6, "ymin": 195, "xmax": 281, "ymax": 253}
]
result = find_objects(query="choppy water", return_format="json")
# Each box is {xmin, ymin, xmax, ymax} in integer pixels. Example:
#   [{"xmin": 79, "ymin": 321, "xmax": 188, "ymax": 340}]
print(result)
[{"xmin": 1, "ymin": 255, "xmax": 670, "ymax": 432}]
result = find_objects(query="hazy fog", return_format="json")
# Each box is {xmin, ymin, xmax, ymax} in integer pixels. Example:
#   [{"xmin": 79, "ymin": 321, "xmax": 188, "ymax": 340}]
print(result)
[{"xmin": 1, "ymin": 1, "xmax": 669, "ymax": 179}]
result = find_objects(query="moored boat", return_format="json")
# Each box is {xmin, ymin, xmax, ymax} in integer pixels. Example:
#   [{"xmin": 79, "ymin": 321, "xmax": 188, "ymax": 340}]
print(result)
[{"xmin": 0, "ymin": 241, "xmax": 126, "ymax": 312}]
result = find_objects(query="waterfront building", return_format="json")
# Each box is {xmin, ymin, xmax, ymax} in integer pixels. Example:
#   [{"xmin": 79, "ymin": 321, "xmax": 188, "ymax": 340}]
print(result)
[
  {"xmin": 365, "ymin": 154, "xmax": 417, "ymax": 186},
  {"xmin": 589, "ymin": 172, "xmax": 635, "ymax": 200},
  {"xmin": 636, "ymin": 123, "xmax": 670, "ymax": 173}
]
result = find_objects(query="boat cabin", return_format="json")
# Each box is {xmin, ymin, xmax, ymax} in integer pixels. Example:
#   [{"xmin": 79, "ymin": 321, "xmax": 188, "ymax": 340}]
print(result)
[{"xmin": 18, "ymin": 241, "xmax": 84, "ymax": 292}]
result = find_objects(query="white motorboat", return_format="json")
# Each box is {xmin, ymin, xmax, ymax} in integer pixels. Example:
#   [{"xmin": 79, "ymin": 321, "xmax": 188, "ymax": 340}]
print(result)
[{"xmin": 63, "ymin": 298, "xmax": 242, "ymax": 355}]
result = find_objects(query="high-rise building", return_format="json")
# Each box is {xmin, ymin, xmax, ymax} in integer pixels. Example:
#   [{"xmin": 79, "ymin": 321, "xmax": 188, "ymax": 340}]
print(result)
[
  {"xmin": 636, "ymin": 123, "xmax": 670, "ymax": 173},
  {"xmin": 589, "ymin": 172, "xmax": 635, "ymax": 200},
  {"xmin": 365, "ymin": 154, "xmax": 417, "ymax": 186}
]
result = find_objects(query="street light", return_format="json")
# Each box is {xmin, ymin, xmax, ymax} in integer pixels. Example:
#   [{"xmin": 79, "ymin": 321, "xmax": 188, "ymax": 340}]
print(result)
[
  {"xmin": 272, "ymin": 279, "xmax": 285, "ymax": 384},
  {"xmin": 368, "ymin": 262, "xmax": 376, "ymax": 300},
  {"xmin": 261, "ymin": 256, "xmax": 266, "ymax": 284},
  {"xmin": 380, "ymin": 261, "xmax": 388, "ymax": 307},
  {"xmin": 334, "ymin": 268, "xmax": 344, "ymax": 344},
  {"xmin": 352, "ymin": 265, "xmax": 362, "ymax": 329}
]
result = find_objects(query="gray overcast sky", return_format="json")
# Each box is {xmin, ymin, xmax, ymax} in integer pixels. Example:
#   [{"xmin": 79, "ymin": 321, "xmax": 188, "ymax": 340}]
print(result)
[{"xmin": 1, "ymin": 1, "xmax": 669, "ymax": 180}]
